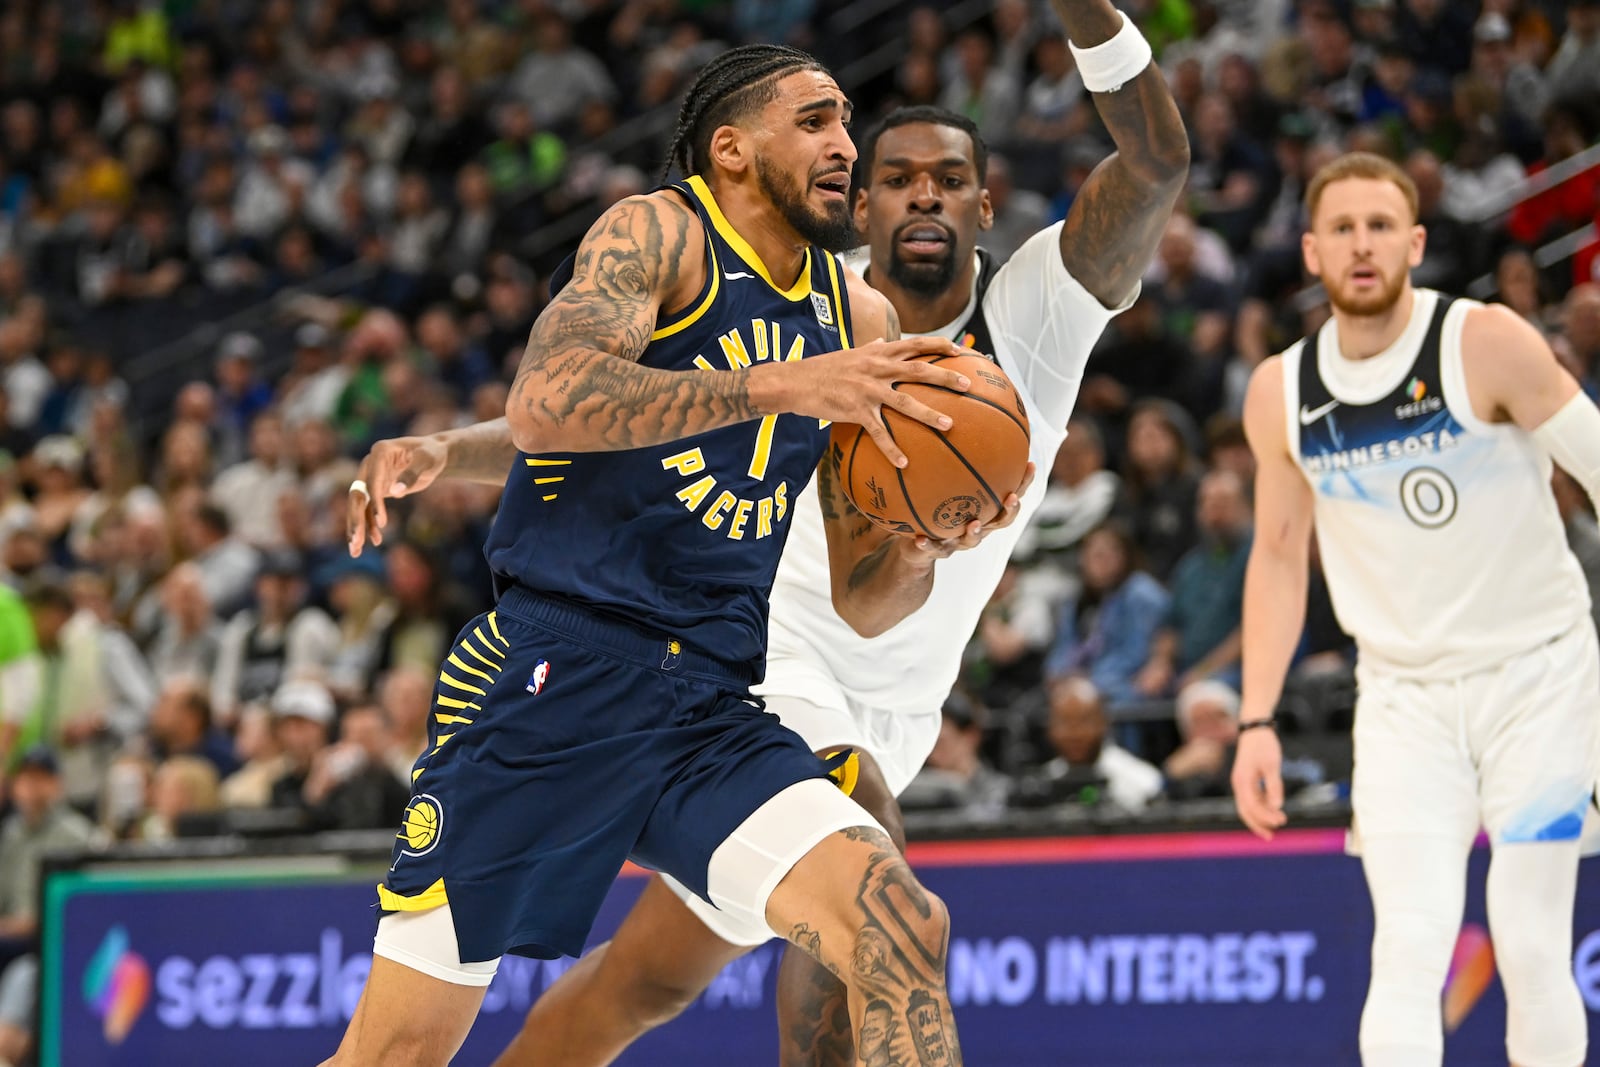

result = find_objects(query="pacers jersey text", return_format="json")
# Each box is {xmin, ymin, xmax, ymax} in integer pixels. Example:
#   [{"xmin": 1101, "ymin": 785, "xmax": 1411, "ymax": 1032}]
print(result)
[
  {"xmin": 485, "ymin": 176, "xmax": 853, "ymax": 676},
  {"xmin": 1284, "ymin": 288, "xmax": 1588, "ymax": 678}
]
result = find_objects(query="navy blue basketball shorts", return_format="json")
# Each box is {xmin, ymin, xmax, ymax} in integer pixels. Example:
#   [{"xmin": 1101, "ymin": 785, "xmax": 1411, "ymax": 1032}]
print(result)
[{"xmin": 371, "ymin": 585, "xmax": 881, "ymax": 986}]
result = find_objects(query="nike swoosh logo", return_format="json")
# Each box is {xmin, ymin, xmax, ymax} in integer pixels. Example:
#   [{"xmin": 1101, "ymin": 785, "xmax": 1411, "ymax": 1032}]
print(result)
[
  {"xmin": 1299, "ymin": 400, "xmax": 1339, "ymax": 425},
  {"xmin": 723, "ymin": 271, "xmax": 755, "ymax": 281}
]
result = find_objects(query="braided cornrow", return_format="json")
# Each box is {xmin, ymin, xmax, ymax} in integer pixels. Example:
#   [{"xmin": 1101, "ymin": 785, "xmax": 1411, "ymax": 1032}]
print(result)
[{"xmin": 662, "ymin": 44, "xmax": 827, "ymax": 181}]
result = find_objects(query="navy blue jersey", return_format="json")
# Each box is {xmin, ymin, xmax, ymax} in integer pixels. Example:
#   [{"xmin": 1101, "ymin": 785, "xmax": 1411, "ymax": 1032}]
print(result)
[{"xmin": 485, "ymin": 175, "xmax": 854, "ymax": 676}]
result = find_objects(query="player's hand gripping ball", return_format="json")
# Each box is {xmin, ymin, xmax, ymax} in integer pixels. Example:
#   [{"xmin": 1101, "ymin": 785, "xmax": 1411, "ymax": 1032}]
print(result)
[{"xmin": 831, "ymin": 353, "xmax": 1031, "ymax": 535}]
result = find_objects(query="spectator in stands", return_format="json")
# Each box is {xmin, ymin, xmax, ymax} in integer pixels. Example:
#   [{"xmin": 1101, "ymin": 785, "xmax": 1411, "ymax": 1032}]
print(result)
[
  {"xmin": 219, "ymin": 705, "xmax": 286, "ymax": 809},
  {"xmin": 0, "ymin": 746, "xmax": 96, "ymax": 1067},
  {"xmin": 138, "ymin": 754, "xmax": 221, "ymax": 841},
  {"xmin": 962, "ymin": 559, "xmax": 1064, "ymax": 712},
  {"xmin": 213, "ymin": 332, "xmax": 274, "ymax": 464},
  {"xmin": 212, "ymin": 549, "xmax": 338, "ymax": 726},
  {"xmin": 981, "ymin": 154, "xmax": 1049, "ymax": 262},
  {"xmin": 1137, "ymin": 468, "xmax": 1253, "ymax": 698},
  {"xmin": 1495, "ymin": 245, "xmax": 1553, "ymax": 335},
  {"xmin": 1187, "ymin": 92, "xmax": 1274, "ymax": 252},
  {"xmin": 278, "ymin": 323, "xmax": 347, "ymax": 429},
  {"xmin": 1015, "ymin": 417, "xmax": 1120, "ymax": 575},
  {"xmin": 24, "ymin": 434, "xmax": 89, "ymax": 555},
  {"xmin": 146, "ymin": 563, "xmax": 222, "ymax": 683},
  {"xmin": 147, "ymin": 676, "xmax": 238, "ymax": 779},
  {"xmin": 1162, "ymin": 679, "xmax": 1240, "ymax": 800},
  {"xmin": 482, "ymin": 100, "xmax": 566, "ymax": 201},
  {"xmin": 940, "ymin": 25, "xmax": 1019, "ymax": 146},
  {"xmin": 505, "ymin": 13, "xmax": 615, "ymax": 133},
  {"xmin": 266, "ymin": 678, "xmax": 333, "ymax": 815},
  {"xmin": 899, "ymin": 693, "xmax": 1009, "ymax": 819},
  {"xmin": 1555, "ymin": 283, "xmax": 1600, "ymax": 394},
  {"xmin": 1115, "ymin": 400, "xmax": 1204, "ymax": 579},
  {"xmin": 1404, "ymin": 149, "xmax": 1474, "ymax": 294},
  {"xmin": 301, "ymin": 701, "xmax": 409, "ymax": 830},
  {"xmin": 211, "ymin": 411, "xmax": 294, "ymax": 550},
  {"xmin": 378, "ymin": 665, "xmax": 432, "ymax": 782},
  {"xmin": 1016, "ymin": 676, "xmax": 1162, "ymax": 812},
  {"xmin": 1507, "ymin": 103, "xmax": 1599, "ymax": 249},
  {"xmin": 1545, "ymin": 0, "xmax": 1600, "ymax": 105},
  {"xmin": 176, "ymin": 502, "xmax": 260, "ymax": 618},
  {"xmin": 1045, "ymin": 521, "xmax": 1170, "ymax": 706}
]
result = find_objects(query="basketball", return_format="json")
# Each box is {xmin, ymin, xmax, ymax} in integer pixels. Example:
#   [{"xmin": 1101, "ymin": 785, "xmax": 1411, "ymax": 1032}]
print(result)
[{"xmin": 831, "ymin": 353, "xmax": 1031, "ymax": 537}]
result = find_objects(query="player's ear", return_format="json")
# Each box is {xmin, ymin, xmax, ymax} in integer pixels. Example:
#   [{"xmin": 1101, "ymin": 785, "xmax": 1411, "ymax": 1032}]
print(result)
[
  {"xmin": 707, "ymin": 124, "xmax": 748, "ymax": 177},
  {"xmin": 1409, "ymin": 223, "xmax": 1427, "ymax": 268},
  {"xmin": 978, "ymin": 187, "xmax": 995, "ymax": 232},
  {"xmin": 852, "ymin": 186, "xmax": 869, "ymax": 235},
  {"xmin": 1301, "ymin": 230, "xmax": 1321, "ymax": 279}
]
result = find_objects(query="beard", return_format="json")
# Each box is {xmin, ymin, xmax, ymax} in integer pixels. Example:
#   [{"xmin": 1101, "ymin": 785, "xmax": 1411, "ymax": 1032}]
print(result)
[
  {"xmin": 1325, "ymin": 263, "xmax": 1408, "ymax": 317},
  {"xmin": 885, "ymin": 224, "xmax": 961, "ymax": 297},
  {"xmin": 755, "ymin": 155, "xmax": 857, "ymax": 253}
]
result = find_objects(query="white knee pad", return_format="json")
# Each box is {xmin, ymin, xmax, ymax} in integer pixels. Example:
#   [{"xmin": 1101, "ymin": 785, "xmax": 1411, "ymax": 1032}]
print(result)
[{"xmin": 1488, "ymin": 842, "xmax": 1587, "ymax": 1067}]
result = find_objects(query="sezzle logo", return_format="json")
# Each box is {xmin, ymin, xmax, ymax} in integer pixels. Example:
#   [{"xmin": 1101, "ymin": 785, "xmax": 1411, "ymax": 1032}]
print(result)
[
  {"xmin": 84, "ymin": 925, "xmax": 151, "ymax": 1044},
  {"xmin": 1395, "ymin": 377, "xmax": 1443, "ymax": 419},
  {"xmin": 151, "ymin": 929, "xmax": 371, "ymax": 1032}
]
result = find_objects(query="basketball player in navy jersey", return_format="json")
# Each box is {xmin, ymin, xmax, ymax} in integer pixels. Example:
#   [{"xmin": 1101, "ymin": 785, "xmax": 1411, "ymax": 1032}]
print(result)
[
  {"xmin": 322, "ymin": 45, "xmax": 980, "ymax": 1067},
  {"xmin": 1234, "ymin": 152, "xmax": 1600, "ymax": 1067},
  {"xmin": 348, "ymin": 4, "xmax": 1187, "ymax": 1062}
]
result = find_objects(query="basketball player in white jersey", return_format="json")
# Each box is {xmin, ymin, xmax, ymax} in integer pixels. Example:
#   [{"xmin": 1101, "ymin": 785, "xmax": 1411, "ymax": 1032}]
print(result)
[
  {"xmin": 346, "ymin": 7, "xmax": 1186, "ymax": 1063},
  {"xmin": 1232, "ymin": 151, "xmax": 1600, "ymax": 1067}
]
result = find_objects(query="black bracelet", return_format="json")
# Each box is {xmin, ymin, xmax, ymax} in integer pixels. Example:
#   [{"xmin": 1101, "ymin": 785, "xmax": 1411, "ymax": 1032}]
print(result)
[{"xmin": 1238, "ymin": 717, "xmax": 1278, "ymax": 733}]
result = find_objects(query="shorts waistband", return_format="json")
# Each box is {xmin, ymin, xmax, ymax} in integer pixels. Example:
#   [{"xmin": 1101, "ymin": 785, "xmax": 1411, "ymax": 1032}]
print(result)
[{"xmin": 495, "ymin": 585, "xmax": 754, "ymax": 688}]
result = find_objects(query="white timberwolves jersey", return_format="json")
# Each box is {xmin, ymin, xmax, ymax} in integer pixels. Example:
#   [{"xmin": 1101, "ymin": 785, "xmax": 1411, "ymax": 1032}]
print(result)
[{"xmin": 1284, "ymin": 289, "xmax": 1590, "ymax": 679}]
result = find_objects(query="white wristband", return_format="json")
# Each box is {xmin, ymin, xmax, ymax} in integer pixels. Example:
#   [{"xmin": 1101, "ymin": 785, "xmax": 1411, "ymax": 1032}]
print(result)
[{"xmin": 1068, "ymin": 11, "xmax": 1154, "ymax": 94}]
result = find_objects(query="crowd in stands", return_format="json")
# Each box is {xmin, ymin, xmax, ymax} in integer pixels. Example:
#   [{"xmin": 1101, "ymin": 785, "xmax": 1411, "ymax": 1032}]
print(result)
[{"xmin": 1, "ymin": 1, "xmax": 1599, "ymax": 1054}]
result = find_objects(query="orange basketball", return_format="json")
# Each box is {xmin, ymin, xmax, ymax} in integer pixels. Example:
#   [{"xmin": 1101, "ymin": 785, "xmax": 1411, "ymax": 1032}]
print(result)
[{"xmin": 831, "ymin": 353, "xmax": 1030, "ymax": 537}]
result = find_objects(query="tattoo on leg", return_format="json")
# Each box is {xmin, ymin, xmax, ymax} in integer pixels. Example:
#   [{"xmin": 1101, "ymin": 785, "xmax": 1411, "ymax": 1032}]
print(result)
[
  {"xmin": 779, "ymin": 946, "xmax": 853, "ymax": 1067},
  {"xmin": 844, "ymin": 832, "xmax": 962, "ymax": 1066}
]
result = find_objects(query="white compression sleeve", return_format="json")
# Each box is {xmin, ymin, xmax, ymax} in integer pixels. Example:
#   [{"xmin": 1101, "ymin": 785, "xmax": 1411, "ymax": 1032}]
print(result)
[{"xmin": 1533, "ymin": 392, "xmax": 1600, "ymax": 509}]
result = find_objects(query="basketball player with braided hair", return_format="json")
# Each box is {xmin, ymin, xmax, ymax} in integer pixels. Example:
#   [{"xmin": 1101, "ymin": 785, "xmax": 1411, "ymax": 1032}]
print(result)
[
  {"xmin": 348, "ymin": 5, "xmax": 1187, "ymax": 1063},
  {"xmin": 323, "ymin": 43, "xmax": 983, "ymax": 1067}
]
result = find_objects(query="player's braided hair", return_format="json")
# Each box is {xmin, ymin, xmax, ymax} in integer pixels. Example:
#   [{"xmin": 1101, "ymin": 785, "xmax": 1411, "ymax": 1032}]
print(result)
[{"xmin": 662, "ymin": 44, "xmax": 827, "ymax": 181}]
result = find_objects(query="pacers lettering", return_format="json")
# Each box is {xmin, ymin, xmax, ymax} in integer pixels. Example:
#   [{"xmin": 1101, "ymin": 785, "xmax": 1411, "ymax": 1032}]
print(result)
[{"xmin": 661, "ymin": 448, "xmax": 790, "ymax": 541}]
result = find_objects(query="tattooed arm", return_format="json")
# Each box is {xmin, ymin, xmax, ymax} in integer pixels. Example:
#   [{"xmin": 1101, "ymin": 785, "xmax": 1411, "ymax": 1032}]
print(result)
[
  {"xmin": 506, "ymin": 192, "xmax": 972, "ymax": 461},
  {"xmin": 506, "ymin": 192, "xmax": 757, "ymax": 454},
  {"xmin": 822, "ymin": 272, "xmax": 1031, "ymax": 638},
  {"xmin": 1051, "ymin": 0, "xmax": 1189, "ymax": 306}
]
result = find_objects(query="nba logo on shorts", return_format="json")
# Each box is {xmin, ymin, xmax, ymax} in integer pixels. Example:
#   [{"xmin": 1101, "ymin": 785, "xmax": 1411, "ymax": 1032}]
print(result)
[{"xmin": 526, "ymin": 659, "xmax": 550, "ymax": 695}]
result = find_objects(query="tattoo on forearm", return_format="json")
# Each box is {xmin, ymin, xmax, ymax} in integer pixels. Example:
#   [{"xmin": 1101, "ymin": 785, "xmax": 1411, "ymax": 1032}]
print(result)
[
  {"xmin": 848, "ymin": 540, "xmax": 897, "ymax": 593},
  {"xmin": 1061, "ymin": 66, "xmax": 1189, "ymax": 306},
  {"xmin": 508, "ymin": 197, "xmax": 762, "ymax": 450}
]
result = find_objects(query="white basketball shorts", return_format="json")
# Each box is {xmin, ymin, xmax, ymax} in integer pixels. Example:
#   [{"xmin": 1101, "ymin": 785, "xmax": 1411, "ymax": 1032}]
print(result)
[{"xmin": 1349, "ymin": 622, "xmax": 1600, "ymax": 853}]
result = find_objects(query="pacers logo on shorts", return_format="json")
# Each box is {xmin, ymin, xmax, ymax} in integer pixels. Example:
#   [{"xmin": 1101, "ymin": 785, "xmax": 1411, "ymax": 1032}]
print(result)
[{"xmin": 399, "ymin": 794, "xmax": 444, "ymax": 856}]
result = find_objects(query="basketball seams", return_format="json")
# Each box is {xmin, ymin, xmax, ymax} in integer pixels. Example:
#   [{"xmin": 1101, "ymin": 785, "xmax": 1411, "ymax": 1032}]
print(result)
[{"xmin": 898, "ymin": 380, "xmax": 1029, "ymax": 437}]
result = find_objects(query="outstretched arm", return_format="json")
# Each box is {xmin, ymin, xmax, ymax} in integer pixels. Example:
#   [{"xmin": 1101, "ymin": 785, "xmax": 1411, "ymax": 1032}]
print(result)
[
  {"xmin": 347, "ymin": 419, "xmax": 518, "ymax": 555},
  {"xmin": 1052, "ymin": 0, "xmax": 1190, "ymax": 306}
]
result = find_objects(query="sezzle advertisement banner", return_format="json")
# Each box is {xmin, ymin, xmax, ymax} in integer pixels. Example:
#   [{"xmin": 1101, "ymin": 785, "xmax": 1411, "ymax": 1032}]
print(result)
[{"xmin": 38, "ymin": 830, "xmax": 1600, "ymax": 1065}]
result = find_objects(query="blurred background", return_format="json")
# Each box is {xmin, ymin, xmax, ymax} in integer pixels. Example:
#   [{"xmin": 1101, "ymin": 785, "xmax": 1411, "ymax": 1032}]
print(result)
[{"xmin": 0, "ymin": 0, "xmax": 1598, "ymax": 1063}]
